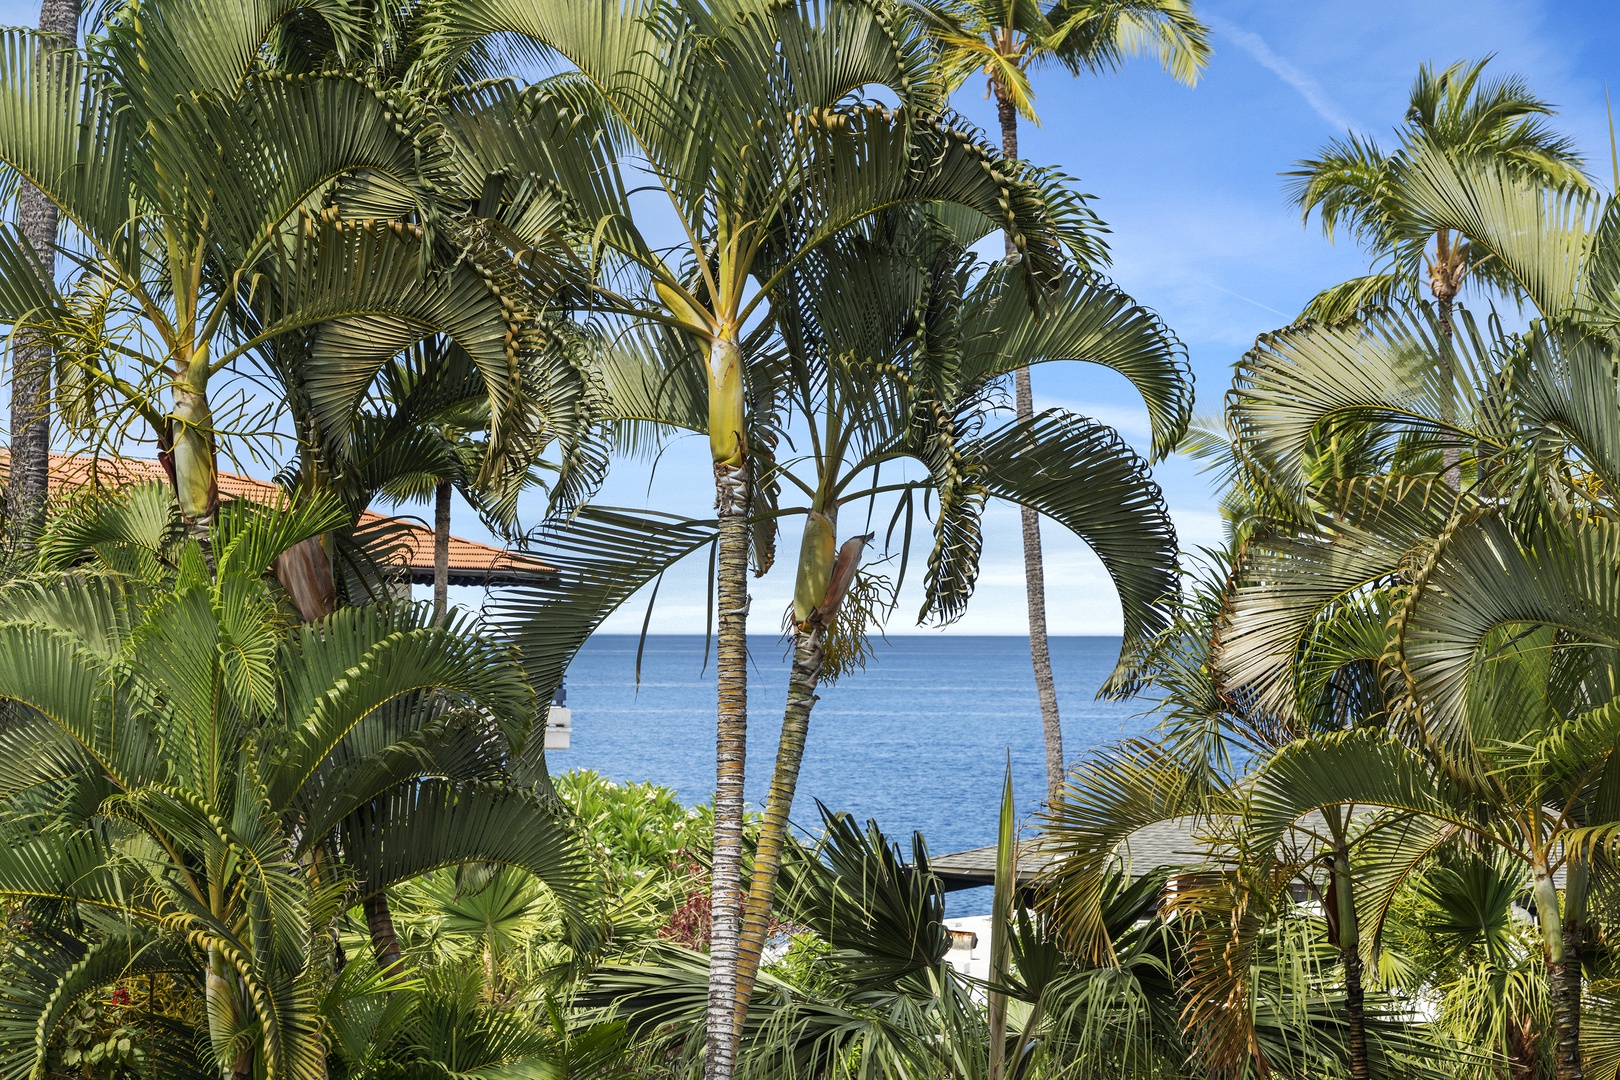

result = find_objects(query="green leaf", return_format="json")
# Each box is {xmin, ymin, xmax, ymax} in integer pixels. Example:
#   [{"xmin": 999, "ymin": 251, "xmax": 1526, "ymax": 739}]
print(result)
[
  {"xmin": 342, "ymin": 780, "xmax": 600, "ymax": 955},
  {"xmin": 490, "ymin": 507, "xmax": 717, "ymax": 713},
  {"xmin": 971, "ymin": 409, "xmax": 1178, "ymax": 694}
]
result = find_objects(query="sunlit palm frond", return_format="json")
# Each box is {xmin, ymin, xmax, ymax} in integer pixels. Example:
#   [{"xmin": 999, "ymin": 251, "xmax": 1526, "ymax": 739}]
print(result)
[
  {"xmin": 341, "ymin": 779, "xmax": 599, "ymax": 954},
  {"xmin": 486, "ymin": 507, "xmax": 718, "ymax": 780},
  {"xmin": 1229, "ymin": 303, "xmax": 1494, "ymax": 501}
]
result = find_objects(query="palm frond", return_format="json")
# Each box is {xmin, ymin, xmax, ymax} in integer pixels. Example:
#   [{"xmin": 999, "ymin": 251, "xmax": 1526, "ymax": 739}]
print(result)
[{"xmin": 971, "ymin": 409, "xmax": 1177, "ymax": 694}]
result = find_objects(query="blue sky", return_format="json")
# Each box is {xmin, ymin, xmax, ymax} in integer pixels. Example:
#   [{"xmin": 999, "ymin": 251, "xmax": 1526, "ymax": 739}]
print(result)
[
  {"xmin": 2, "ymin": 0, "xmax": 1615, "ymax": 635},
  {"xmin": 586, "ymin": 0, "xmax": 1620, "ymax": 635}
]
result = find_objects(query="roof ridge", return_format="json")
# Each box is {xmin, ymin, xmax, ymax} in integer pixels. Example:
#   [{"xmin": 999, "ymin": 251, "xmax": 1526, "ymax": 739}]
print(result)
[{"xmin": 0, "ymin": 449, "xmax": 553, "ymax": 584}]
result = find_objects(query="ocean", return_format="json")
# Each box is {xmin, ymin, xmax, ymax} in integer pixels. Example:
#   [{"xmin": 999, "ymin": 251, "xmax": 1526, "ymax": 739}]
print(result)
[{"xmin": 556, "ymin": 634, "xmax": 1156, "ymax": 916}]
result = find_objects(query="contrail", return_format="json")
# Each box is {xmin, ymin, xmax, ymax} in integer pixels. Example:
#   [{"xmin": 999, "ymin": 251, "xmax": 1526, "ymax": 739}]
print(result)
[{"xmin": 1205, "ymin": 12, "xmax": 1361, "ymax": 133}]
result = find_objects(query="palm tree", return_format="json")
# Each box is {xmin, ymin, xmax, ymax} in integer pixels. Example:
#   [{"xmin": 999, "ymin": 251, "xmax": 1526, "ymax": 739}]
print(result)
[
  {"xmin": 1386, "ymin": 848, "xmax": 1552, "ymax": 1077},
  {"xmin": 1212, "ymin": 145, "xmax": 1620, "ymax": 1080},
  {"xmin": 1035, "ymin": 142, "xmax": 1617, "ymax": 1079},
  {"xmin": 577, "ymin": 206, "xmax": 1186, "ymax": 1034},
  {"xmin": 0, "ymin": 484, "xmax": 597, "ymax": 1079},
  {"xmin": 586, "ymin": 783, "xmax": 1449, "ymax": 1079},
  {"xmin": 4, "ymin": 0, "xmax": 79, "ymax": 548},
  {"xmin": 0, "ymin": 0, "xmax": 528, "ymax": 542},
  {"xmin": 717, "ymin": 208, "xmax": 1188, "ymax": 1032},
  {"xmin": 246, "ymin": 64, "xmax": 615, "ymax": 616},
  {"xmin": 1286, "ymin": 58, "xmax": 1589, "ymax": 326},
  {"xmin": 422, "ymin": 4, "xmax": 1090, "ymax": 1072},
  {"xmin": 1286, "ymin": 58, "xmax": 1588, "ymax": 489},
  {"xmin": 1242, "ymin": 625, "xmax": 1616, "ymax": 1080},
  {"xmin": 916, "ymin": 0, "xmax": 1208, "ymax": 801}
]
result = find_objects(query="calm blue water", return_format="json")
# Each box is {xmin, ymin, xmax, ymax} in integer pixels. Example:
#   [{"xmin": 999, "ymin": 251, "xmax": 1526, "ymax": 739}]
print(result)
[{"xmin": 556, "ymin": 635, "xmax": 1154, "ymax": 915}]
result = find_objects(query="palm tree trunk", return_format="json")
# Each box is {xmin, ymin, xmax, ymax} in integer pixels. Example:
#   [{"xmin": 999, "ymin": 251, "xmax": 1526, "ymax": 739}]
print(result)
[
  {"xmin": 5, "ymin": 0, "xmax": 80, "ymax": 550},
  {"xmin": 730, "ymin": 622, "xmax": 824, "ymax": 1035},
  {"xmin": 1328, "ymin": 818, "xmax": 1369, "ymax": 1080},
  {"xmin": 1562, "ymin": 853, "xmax": 1588, "ymax": 1079},
  {"xmin": 364, "ymin": 889, "xmax": 404, "ymax": 980},
  {"xmin": 433, "ymin": 479, "xmax": 451, "ymax": 624},
  {"xmin": 1533, "ymin": 862, "xmax": 1583, "ymax": 1080},
  {"xmin": 1431, "ymin": 230, "xmax": 1461, "ymax": 492},
  {"xmin": 705, "ymin": 456, "xmax": 750, "ymax": 1080},
  {"xmin": 995, "ymin": 87, "xmax": 1064, "ymax": 801},
  {"xmin": 730, "ymin": 522, "xmax": 866, "ymax": 1039}
]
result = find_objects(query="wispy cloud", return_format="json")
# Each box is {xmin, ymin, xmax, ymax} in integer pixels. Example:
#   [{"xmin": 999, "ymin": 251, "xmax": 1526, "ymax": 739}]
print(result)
[{"xmin": 1205, "ymin": 13, "xmax": 1360, "ymax": 132}]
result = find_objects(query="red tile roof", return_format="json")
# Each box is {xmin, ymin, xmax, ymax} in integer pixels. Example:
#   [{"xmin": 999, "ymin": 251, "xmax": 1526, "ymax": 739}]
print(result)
[{"xmin": 0, "ymin": 451, "xmax": 553, "ymax": 586}]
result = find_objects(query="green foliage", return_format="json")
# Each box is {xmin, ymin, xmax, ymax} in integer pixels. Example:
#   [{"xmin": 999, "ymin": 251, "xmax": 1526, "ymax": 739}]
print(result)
[
  {"xmin": 555, "ymin": 769, "xmax": 717, "ymax": 897},
  {"xmin": 0, "ymin": 484, "xmax": 594, "ymax": 1079},
  {"xmin": 764, "ymin": 933, "xmax": 836, "ymax": 996},
  {"xmin": 1286, "ymin": 56, "xmax": 1591, "ymax": 321},
  {"xmin": 49, "ymin": 999, "xmax": 148, "ymax": 1079}
]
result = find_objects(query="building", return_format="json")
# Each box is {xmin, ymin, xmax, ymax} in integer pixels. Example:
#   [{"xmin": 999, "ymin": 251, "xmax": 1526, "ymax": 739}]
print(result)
[{"xmin": 0, "ymin": 450, "xmax": 572, "ymax": 748}]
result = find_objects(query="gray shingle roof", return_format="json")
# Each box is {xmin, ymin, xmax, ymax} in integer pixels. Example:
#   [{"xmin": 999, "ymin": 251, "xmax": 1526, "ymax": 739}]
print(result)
[{"xmin": 928, "ymin": 813, "xmax": 1334, "ymax": 892}]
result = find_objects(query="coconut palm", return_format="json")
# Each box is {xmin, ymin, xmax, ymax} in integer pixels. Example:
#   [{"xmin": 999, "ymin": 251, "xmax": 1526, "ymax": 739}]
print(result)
[
  {"xmin": 4, "ymin": 0, "xmax": 79, "ymax": 547},
  {"xmin": 0, "ymin": 483, "xmax": 597, "ymax": 1079},
  {"xmin": 421, "ymin": 3, "xmax": 1092, "ymax": 1071},
  {"xmin": 916, "ymin": 0, "xmax": 1208, "ymax": 799}
]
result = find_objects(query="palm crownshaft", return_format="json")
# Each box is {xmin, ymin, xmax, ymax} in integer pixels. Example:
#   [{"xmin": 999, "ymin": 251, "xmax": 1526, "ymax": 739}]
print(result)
[{"xmin": 995, "ymin": 90, "xmax": 1068, "ymax": 799}]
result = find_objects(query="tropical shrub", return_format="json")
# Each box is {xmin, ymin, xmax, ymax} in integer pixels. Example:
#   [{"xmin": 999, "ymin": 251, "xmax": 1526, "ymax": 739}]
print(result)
[{"xmin": 0, "ymin": 485, "xmax": 595, "ymax": 1079}]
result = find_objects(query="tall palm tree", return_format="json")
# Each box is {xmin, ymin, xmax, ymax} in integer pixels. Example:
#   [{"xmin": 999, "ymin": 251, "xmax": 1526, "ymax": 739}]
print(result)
[
  {"xmin": 593, "ymin": 206, "xmax": 1189, "ymax": 1037},
  {"xmin": 423, "ymin": 4, "xmax": 1089, "ymax": 1072},
  {"xmin": 4, "ymin": 0, "xmax": 79, "ymax": 548},
  {"xmin": 917, "ymin": 0, "xmax": 1208, "ymax": 800},
  {"xmin": 1286, "ymin": 58, "xmax": 1589, "ymax": 327},
  {"xmin": 0, "ymin": 484, "xmax": 597, "ymax": 1080}
]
